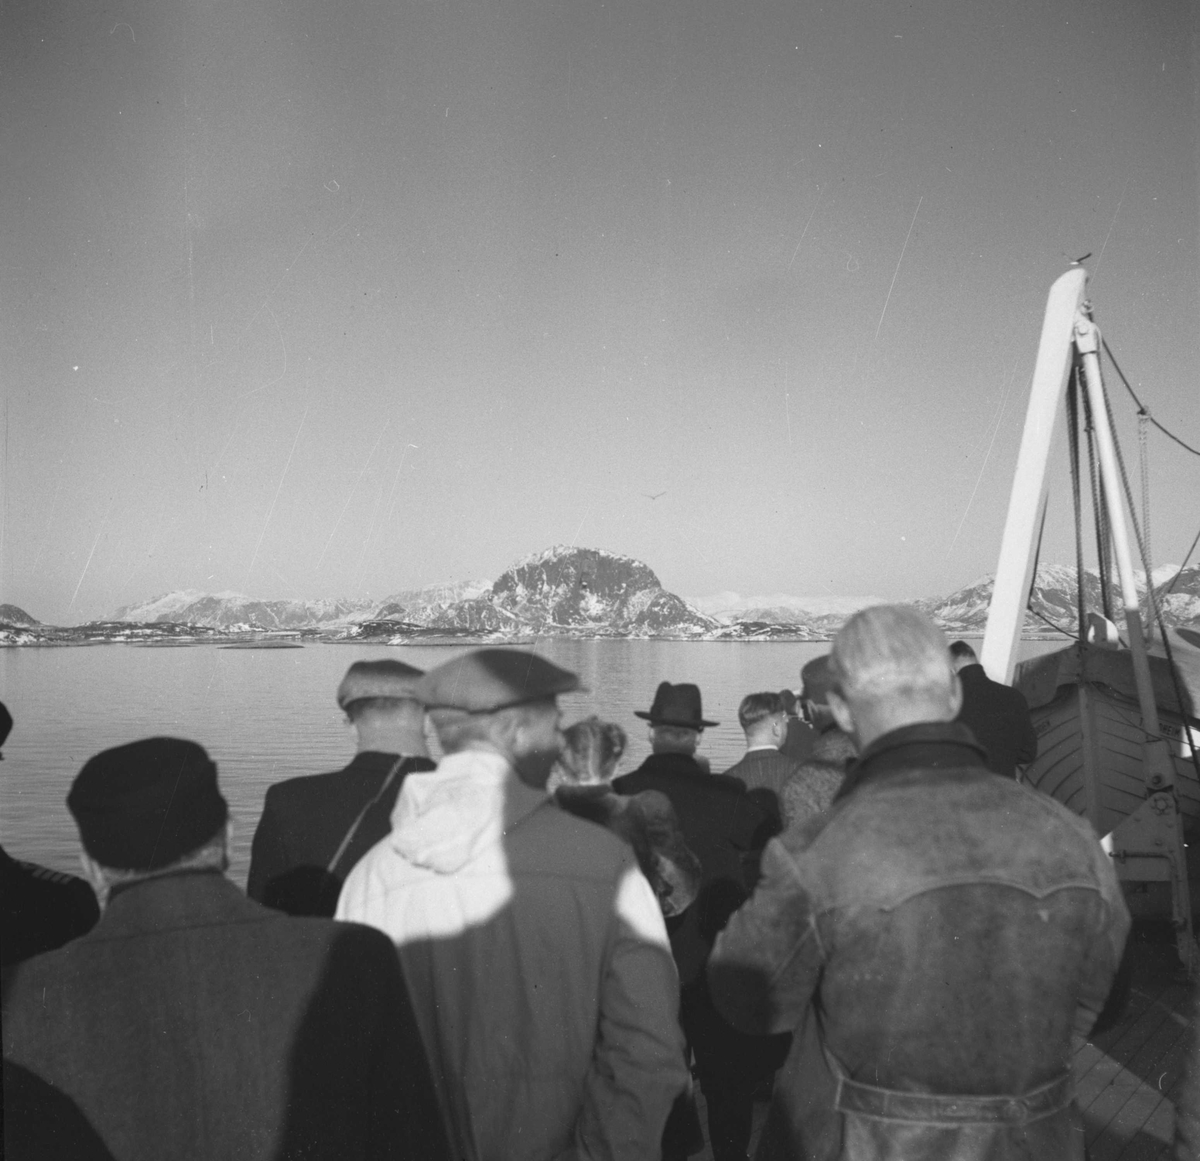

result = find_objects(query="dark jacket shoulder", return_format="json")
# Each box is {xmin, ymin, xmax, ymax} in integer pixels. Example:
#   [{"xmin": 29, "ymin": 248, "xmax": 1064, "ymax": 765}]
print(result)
[
  {"xmin": 248, "ymin": 753, "xmax": 433, "ymax": 916},
  {"xmin": 1, "ymin": 845, "xmax": 99, "ymax": 967}
]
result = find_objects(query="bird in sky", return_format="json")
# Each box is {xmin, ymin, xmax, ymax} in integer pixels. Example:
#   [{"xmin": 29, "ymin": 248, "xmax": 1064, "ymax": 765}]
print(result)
[{"xmin": 643, "ymin": 491, "xmax": 666, "ymax": 501}]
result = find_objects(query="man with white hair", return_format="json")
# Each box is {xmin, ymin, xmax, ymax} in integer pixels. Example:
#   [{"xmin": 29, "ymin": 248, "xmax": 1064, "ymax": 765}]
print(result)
[
  {"xmin": 338, "ymin": 649, "xmax": 687, "ymax": 1161},
  {"xmin": 707, "ymin": 605, "xmax": 1129, "ymax": 1161}
]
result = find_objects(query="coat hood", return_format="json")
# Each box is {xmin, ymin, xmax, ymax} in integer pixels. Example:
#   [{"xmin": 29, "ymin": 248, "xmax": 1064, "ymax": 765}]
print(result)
[{"xmin": 388, "ymin": 749, "xmax": 545, "ymax": 874}]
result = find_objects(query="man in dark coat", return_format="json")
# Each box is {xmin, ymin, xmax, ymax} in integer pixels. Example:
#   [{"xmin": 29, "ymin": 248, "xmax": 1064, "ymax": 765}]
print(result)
[
  {"xmin": 0, "ymin": 701, "xmax": 101, "ymax": 966},
  {"xmin": 248, "ymin": 659, "xmax": 435, "ymax": 915},
  {"xmin": 613, "ymin": 682, "xmax": 778, "ymax": 1161},
  {"xmin": 950, "ymin": 640, "xmax": 1039, "ymax": 778},
  {"xmin": 2, "ymin": 736, "xmax": 448, "ymax": 1161},
  {"xmin": 1, "ymin": 845, "xmax": 100, "ymax": 967},
  {"xmin": 722, "ymin": 692, "xmax": 802, "ymax": 834}
]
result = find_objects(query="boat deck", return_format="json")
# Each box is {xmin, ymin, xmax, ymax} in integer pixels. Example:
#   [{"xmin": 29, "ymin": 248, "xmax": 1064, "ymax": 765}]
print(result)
[
  {"xmin": 1076, "ymin": 930, "xmax": 1192, "ymax": 1160},
  {"xmin": 691, "ymin": 929, "xmax": 1193, "ymax": 1160}
]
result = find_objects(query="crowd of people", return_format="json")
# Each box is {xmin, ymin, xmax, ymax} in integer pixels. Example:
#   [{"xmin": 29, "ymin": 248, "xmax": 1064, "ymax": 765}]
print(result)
[{"xmin": 1, "ymin": 605, "xmax": 1196, "ymax": 1161}]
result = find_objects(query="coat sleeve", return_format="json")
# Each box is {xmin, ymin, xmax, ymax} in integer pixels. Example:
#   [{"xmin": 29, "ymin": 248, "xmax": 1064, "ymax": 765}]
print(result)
[
  {"xmin": 246, "ymin": 787, "xmax": 287, "ymax": 905},
  {"xmin": 564, "ymin": 864, "xmax": 688, "ymax": 1161},
  {"xmin": 707, "ymin": 835, "xmax": 824, "ymax": 1036}
]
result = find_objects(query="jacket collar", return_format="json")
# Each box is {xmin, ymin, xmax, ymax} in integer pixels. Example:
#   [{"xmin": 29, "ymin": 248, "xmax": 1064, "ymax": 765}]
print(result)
[
  {"xmin": 346, "ymin": 750, "xmax": 423, "ymax": 775},
  {"xmin": 835, "ymin": 721, "xmax": 986, "ymax": 802},
  {"xmin": 98, "ymin": 870, "xmax": 253, "ymax": 937},
  {"xmin": 637, "ymin": 751, "xmax": 708, "ymax": 778}
]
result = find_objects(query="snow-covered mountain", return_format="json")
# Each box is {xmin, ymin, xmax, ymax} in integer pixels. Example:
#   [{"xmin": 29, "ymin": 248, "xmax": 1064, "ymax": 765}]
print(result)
[
  {"xmin": 1154, "ymin": 566, "xmax": 1200, "ymax": 626},
  {"xmin": 490, "ymin": 546, "xmax": 716, "ymax": 635},
  {"xmin": 690, "ymin": 591, "xmax": 883, "ymax": 624},
  {"xmin": 113, "ymin": 591, "xmax": 372, "ymax": 630},
  {"xmin": 0, "ymin": 604, "xmax": 39, "ymax": 626},
  {"xmin": 371, "ymin": 579, "xmax": 495, "ymax": 625},
  {"xmin": 85, "ymin": 552, "xmax": 1199, "ymax": 643},
  {"xmin": 358, "ymin": 547, "xmax": 719, "ymax": 638}
]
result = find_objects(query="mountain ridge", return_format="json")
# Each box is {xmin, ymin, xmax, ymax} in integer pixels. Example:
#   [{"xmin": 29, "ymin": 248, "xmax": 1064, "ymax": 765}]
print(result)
[{"xmin": 6, "ymin": 550, "xmax": 1197, "ymax": 643}]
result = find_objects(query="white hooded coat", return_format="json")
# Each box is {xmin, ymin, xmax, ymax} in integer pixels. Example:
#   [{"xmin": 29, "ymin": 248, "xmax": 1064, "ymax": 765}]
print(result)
[{"xmin": 337, "ymin": 749, "xmax": 687, "ymax": 1161}]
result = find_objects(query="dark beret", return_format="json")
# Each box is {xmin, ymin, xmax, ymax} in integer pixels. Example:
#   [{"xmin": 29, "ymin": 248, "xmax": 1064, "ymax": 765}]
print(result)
[
  {"xmin": 415, "ymin": 649, "xmax": 581, "ymax": 713},
  {"xmin": 337, "ymin": 659, "xmax": 424, "ymax": 709},
  {"xmin": 67, "ymin": 738, "xmax": 228, "ymax": 871}
]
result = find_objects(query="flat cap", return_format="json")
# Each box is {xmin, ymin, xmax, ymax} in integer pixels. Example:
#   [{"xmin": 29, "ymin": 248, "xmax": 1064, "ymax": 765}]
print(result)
[
  {"xmin": 67, "ymin": 737, "xmax": 228, "ymax": 871},
  {"xmin": 337, "ymin": 659, "xmax": 425, "ymax": 709},
  {"xmin": 416, "ymin": 649, "xmax": 581, "ymax": 713}
]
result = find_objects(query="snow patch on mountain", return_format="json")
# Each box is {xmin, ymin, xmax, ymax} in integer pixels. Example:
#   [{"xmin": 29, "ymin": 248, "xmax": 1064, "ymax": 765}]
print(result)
[
  {"xmin": 112, "ymin": 592, "xmax": 373, "ymax": 629},
  {"xmin": 690, "ymin": 591, "xmax": 884, "ymax": 623}
]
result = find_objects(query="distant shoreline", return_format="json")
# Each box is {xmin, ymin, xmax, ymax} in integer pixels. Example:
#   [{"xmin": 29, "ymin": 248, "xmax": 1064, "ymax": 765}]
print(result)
[{"xmin": 0, "ymin": 629, "xmax": 1071, "ymax": 649}]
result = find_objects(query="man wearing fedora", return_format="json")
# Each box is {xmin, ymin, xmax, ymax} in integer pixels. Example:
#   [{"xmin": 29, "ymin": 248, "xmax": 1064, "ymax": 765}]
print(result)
[
  {"xmin": 1, "ymin": 737, "xmax": 448, "ymax": 1161},
  {"xmin": 248, "ymin": 658, "xmax": 435, "ymax": 916},
  {"xmin": 612, "ymin": 682, "xmax": 776, "ymax": 1161},
  {"xmin": 338, "ymin": 649, "xmax": 687, "ymax": 1161}
]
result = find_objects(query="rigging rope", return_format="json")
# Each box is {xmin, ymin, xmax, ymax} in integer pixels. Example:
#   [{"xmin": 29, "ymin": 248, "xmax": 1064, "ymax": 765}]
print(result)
[
  {"xmin": 1163, "ymin": 523, "xmax": 1200, "ymax": 596},
  {"xmin": 1138, "ymin": 408, "xmax": 1152, "ymax": 625},
  {"xmin": 1082, "ymin": 389, "xmax": 1114, "ymax": 620},
  {"xmin": 1091, "ymin": 355, "xmax": 1200, "ymax": 791},
  {"xmin": 1102, "ymin": 338, "xmax": 1200, "ymax": 458}
]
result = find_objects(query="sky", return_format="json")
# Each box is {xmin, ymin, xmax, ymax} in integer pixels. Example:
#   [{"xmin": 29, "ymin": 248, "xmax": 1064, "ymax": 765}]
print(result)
[{"xmin": 2, "ymin": 0, "xmax": 1198, "ymax": 624}]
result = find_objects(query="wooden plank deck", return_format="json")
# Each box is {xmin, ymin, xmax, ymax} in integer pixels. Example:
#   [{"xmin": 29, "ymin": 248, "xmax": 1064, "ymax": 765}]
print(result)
[
  {"xmin": 1077, "ymin": 932, "xmax": 1193, "ymax": 1161},
  {"xmin": 689, "ymin": 931, "xmax": 1194, "ymax": 1161}
]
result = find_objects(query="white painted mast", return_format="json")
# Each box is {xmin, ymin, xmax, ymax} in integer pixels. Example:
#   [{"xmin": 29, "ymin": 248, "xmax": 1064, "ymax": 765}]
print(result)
[
  {"xmin": 980, "ymin": 267, "xmax": 1087, "ymax": 684},
  {"xmin": 979, "ymin": 267, "xmax": 1195, "ymax": 974}
]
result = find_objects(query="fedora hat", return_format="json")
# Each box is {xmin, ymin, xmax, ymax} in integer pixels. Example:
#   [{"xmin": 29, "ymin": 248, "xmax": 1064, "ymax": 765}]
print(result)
[{"xmin": 635, "ymin": 682, "xmax": 717, "ymax": 730}]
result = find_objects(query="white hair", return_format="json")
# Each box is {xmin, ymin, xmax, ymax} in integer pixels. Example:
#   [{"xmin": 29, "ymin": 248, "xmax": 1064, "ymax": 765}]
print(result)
[{"xmin": 831, "ymin": 605, "xmax": 955, "ymax": 705}]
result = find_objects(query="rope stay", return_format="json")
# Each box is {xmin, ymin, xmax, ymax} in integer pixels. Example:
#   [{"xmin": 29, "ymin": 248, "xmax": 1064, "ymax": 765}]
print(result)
[
  {"xmin": 1138, "ymin": 408, "xmax": 1152, "ymax": 626},
  {"xmin": 1102, "ymin": 338, "xmax": 1200, "ymax": 458},
  {"xmin": 1087, "ymin": 338, "xmax": 1200, "ymax": 791}
]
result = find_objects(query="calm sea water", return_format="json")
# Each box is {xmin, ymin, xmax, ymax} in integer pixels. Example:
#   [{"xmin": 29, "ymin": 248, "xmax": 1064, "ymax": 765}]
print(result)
[{"xmin": 0, "ymin": 638, "xmax": 1064, "ymax": 886}]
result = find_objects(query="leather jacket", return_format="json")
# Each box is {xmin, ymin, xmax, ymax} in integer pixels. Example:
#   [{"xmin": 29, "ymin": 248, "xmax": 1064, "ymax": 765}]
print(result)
[{"xmin": 708, "ymin": 721, "xmax": 1129, "ymax": 1161}]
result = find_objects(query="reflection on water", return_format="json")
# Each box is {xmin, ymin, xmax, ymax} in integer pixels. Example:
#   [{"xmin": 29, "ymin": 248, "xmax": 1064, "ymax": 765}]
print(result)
[{"xmin": 0, "ymin": 638, "xmax": 1066, "ymax": 886}]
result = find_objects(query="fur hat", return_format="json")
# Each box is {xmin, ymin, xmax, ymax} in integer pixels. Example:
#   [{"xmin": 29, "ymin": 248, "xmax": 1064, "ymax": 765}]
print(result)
[
  {"xmin": 336, "ymin": 659, "xmax": 425, "ymax": 709},
  {"xmin": 67, "ymin": 738, "xmax": 228, "ymax": 871},
  {"xmin": 416, "ymin": 649, "xmax": 581, "ymax": 712},
  {"xmin": 634, "ymin": 682, "xmax": 718, "ymax": 729}
]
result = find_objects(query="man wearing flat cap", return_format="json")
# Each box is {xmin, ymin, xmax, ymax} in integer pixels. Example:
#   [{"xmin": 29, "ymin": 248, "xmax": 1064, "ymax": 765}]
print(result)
[
  {"xmin": 778, "ymin": 654, "xmax": 853, "ymax": 830},
  {"xmin": 249, "ymin": 658, "xmax": 435, "ymax": 915},
  {"xmin": 612, "ymin": 682, "xmax": 776, "ymax": 1161},
  {"xmin": 338, "ymin": 649, "xmax": 688, "ymax": 1161},
  {"xmin": 1, "ymin": 737, "xmax": 449, "ymax": 1161}
]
